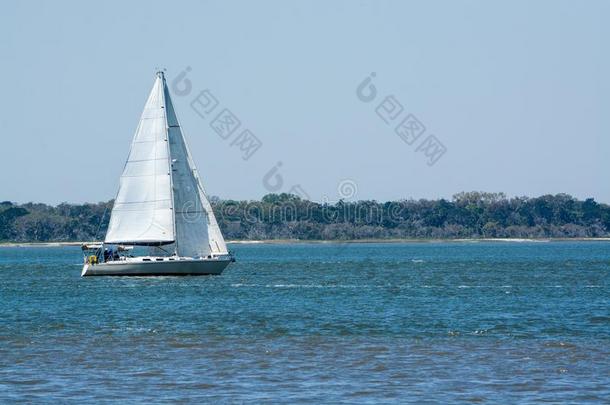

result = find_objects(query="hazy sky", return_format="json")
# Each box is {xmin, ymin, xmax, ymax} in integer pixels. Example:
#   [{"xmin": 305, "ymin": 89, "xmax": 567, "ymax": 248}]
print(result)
[{"xmin": 1, "ymin": 0, "xmax": 608, "ymax": 204}]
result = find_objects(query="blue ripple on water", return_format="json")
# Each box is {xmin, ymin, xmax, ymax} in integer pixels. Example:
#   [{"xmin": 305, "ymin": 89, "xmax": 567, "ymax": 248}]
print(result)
[{"xmin": 0, "ymin": 242, "xmax": 609, "ymax": 403}]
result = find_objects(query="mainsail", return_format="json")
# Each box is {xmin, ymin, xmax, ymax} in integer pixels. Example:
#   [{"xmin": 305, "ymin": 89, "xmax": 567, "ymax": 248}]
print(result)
[
  {"xmin": 105, "ymin": 72, "xmax": 228, "ymax": 256},
  {"xmin": 105, "ymin": 74, "xmax": 174, "ymax": 245}
]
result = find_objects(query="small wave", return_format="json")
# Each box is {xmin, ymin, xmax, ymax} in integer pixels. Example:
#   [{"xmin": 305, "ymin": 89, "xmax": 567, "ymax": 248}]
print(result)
[
  {"xmin": 109, "ymin": 327, "xmax": 158, "ymax": 334},
  {"xmin": 231, "ymin": 283, "xmax": 371, "ymax": 289},
  {"xmin": 411, "ymin": 259, "xmax": 425, "ymax": 263},
  {"xmin": 270, "ymin": 284, "xmax": 322, "ymax": 288},
  {"xmin": 131, "ymin": 370, "xmax": 164, "ymax": 377},
  {"xmin": 589, "ymin": 316, "xmax": 610, "ymax": 324},
  {"xmin": 543, "ymin": 341, "xmax": 577, "ymax": 349},
  {"xmin": 480, "ymin": 238, "xmax": 550, "ymax": 243}
]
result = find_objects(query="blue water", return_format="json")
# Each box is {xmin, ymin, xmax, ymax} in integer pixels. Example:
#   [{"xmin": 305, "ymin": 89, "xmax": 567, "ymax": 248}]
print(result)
[{"xmin": 0, "ymin": 242, "xmax": 608, "ymax": 403}]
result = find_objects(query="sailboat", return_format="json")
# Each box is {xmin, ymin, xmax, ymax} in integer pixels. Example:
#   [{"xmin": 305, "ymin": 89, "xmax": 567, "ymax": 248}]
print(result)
[{"xmin": 81, "ymin": 71, "xmax": 234, "ymax": 276}]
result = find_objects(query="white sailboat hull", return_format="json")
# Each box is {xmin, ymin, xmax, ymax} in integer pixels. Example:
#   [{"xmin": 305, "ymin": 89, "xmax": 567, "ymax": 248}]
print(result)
[{"xmin": 82, "ymin": 257, "xmax": 232, "ymax": 277}]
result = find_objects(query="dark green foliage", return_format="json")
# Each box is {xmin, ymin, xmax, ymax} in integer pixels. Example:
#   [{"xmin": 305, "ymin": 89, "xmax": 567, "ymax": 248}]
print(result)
[
  {"xmin": 1, "ymin": 192, "xmax": 609, "ymax": 242},
  {"xmin": 0, "ymin": 200, "xmax": 112, "ymax": 242},
  {"xmin": 0, "ymin": 206, "xmax": 29, "ymax": 240}
]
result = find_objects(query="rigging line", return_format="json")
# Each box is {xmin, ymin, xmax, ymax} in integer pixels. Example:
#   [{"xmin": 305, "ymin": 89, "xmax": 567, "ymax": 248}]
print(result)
[
  {"xmin": 94, "ymin": 205, "xmax": 109, "ymax": 241},
  {"xmin": 153, "ymin": 245, "xmax": 173, "ymax": 255},
  {"xmin": 174, "ymin": 210, "xmax": 206, "ymax": 214}
]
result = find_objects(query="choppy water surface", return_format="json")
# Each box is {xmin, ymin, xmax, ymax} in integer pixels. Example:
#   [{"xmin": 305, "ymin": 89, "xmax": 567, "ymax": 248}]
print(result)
[{"xmin": 0, "ymin": 242, "xmax": 608, "ymax": 403}]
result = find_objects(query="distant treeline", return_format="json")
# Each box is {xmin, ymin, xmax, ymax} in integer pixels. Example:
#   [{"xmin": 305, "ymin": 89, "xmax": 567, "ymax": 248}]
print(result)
[{"xmin": 1, "ymin": 192, "xmax": 610, "ymax": 242}]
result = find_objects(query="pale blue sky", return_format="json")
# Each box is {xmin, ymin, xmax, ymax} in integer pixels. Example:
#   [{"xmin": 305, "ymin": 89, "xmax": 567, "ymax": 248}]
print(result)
[{"xmin": 1, "ymin": 0, "xmax": 608, "ymax": 204}]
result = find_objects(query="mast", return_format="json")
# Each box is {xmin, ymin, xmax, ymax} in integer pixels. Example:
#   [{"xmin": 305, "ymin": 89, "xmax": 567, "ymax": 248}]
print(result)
[{"xmin": 158, "ymin": 70, "xmax": 178, "ymax": 255}]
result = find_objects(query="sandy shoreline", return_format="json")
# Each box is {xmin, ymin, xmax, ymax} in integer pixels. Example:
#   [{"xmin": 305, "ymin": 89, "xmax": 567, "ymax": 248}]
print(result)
[{"xmin": 2, "ymin": 238, "xmax": 610, "ymax": 247}]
